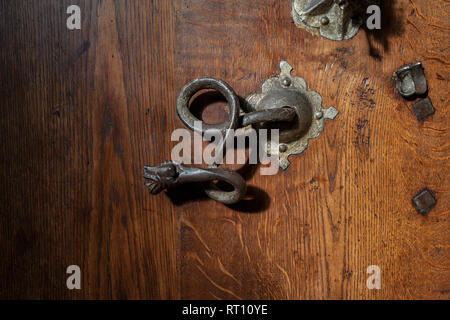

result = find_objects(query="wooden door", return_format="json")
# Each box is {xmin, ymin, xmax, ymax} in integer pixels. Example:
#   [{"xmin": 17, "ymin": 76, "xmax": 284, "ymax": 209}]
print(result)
[{"xmin": 0, "ymin": 0, "xmax": 448, "ymax": 299}]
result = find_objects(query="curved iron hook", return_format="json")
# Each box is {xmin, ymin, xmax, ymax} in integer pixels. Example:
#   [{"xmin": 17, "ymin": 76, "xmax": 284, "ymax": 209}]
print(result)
[{"xmin": 144, "ymin": 161, "xmax": 246, "ymax": 205}]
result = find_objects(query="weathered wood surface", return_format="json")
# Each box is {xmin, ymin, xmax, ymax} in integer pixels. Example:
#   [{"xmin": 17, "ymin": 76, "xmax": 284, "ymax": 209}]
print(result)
[{"xmin": 0, "ymin": 0, "xmax": 448, "ymax": 299}]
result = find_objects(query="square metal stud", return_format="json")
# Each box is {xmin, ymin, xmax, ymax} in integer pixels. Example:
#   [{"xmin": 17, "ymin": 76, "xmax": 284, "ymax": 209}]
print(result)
[
  {"xmin": 412, "ymin": 97, "xmax": 435, "ymax": 122},
  {"xmin": 412, "ymin": 189, "xmax": 437, "ymax": 215}
]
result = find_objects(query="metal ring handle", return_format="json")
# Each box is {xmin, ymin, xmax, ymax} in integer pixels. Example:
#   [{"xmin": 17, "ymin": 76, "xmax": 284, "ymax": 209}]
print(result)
[
  {"xmin": 175, "ymin": 78, "xmax": 245, "ymax": 203},
  {"xmin": 176, "ymin": 77, "xmax": 240, "ymax": 135}
]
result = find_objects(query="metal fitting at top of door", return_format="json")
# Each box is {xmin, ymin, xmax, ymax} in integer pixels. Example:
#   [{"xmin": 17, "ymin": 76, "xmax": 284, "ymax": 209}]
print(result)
[{"xmin": 293, "ymin": 0, "xmax": 380, "ymax": 41}]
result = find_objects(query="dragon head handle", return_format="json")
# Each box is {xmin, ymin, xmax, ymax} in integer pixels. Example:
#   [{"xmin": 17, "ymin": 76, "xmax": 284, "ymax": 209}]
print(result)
[{"xmin": 143, "ymin": 161, "xmax": 180, "ymax": 195}]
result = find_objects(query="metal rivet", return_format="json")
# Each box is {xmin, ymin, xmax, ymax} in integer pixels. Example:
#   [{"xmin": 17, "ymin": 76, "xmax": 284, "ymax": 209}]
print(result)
[
  {"xmin": 315, "ymin": 111, "xmax": 324, "ymax": 119},
  {"xmin": 281, "ymin": 77, "xmax": 291, "ymax": 87},
  {"xmin": 279, "ymin": 144, "xmax": 288, "ymax": 153},
  {"xmin": 320, "ymin": 16, "xmax": 330, "ymax": 25},
  {"xmin": 412, "ymin": 189, "xmax": 437, "ymax": 215}
]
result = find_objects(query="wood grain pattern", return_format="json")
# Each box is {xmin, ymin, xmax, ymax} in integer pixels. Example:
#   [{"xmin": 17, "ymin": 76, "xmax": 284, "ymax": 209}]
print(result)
[{"xmin": 0, "ymin": 0, "xmax": 448, "ymax": 299}]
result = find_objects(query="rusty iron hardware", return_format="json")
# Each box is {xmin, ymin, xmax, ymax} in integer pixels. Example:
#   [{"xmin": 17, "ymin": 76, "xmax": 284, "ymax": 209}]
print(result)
[
  {"xmin": 412, "ymin": 189, "xmax": 437, "ymax": 215},
  {"xmin": 144, "ymin": 161, "xmax": 247, "ymax": 205},
  {"xmin": 144, "ymin": 77, "xmax": 295, "ymax": 204},
  {"xmin": 292, "ymin": 0, "xmax": 380, "ymax": 41},
  {"xmin": 176, "ymin": 77, "xmax": 296, "ymax": 139},
  {"xmin": 395, "ymin": 62, "xmax": 428, "ymax": 99},
  {"xmin": 247, "ymin": 61, "xmax": 338, "ymax": 169},
  {"xmin": 394, "ymin": 62, "xmax": 435, "ymax": 122},
  {"xmin": 144, "ymin": 78, "xmax": 295, "ymax": 204},
  {"xmin": 144, "ymin": 62, "xmax": 338, "ymax": 204},
  {"xmin": 412, "ymin": 97, "xmax": 435, "ymax": 122}
]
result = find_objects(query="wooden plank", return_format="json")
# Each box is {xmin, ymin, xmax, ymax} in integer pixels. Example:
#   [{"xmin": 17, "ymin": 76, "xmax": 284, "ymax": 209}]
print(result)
[
  {"xmin": 174, "ymin": 0, "xmax": 449, "ymax": 299},
  {"xmin": 0, "ymin": 0, "xmax": 179, "ymax": 299}
]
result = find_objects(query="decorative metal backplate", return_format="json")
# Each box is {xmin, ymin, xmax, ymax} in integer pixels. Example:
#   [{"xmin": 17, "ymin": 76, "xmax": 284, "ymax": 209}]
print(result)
[
  {"xmin": 246, "ymin": 61, "xmax": 338, "ymax": 170},
  {"xmin": 292, "ymin": 0, "xmax": 378, "ymax": 41}
]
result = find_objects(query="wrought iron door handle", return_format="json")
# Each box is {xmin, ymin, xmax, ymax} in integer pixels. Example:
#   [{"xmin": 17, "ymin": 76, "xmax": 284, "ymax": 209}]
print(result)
[
  {"xmin": 145, "ymin": 78, "xmax": 292, "ymax": 205},
  {"xmin": 143, "ymin": 61, "xmax": 338, "ymax": 205}
]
